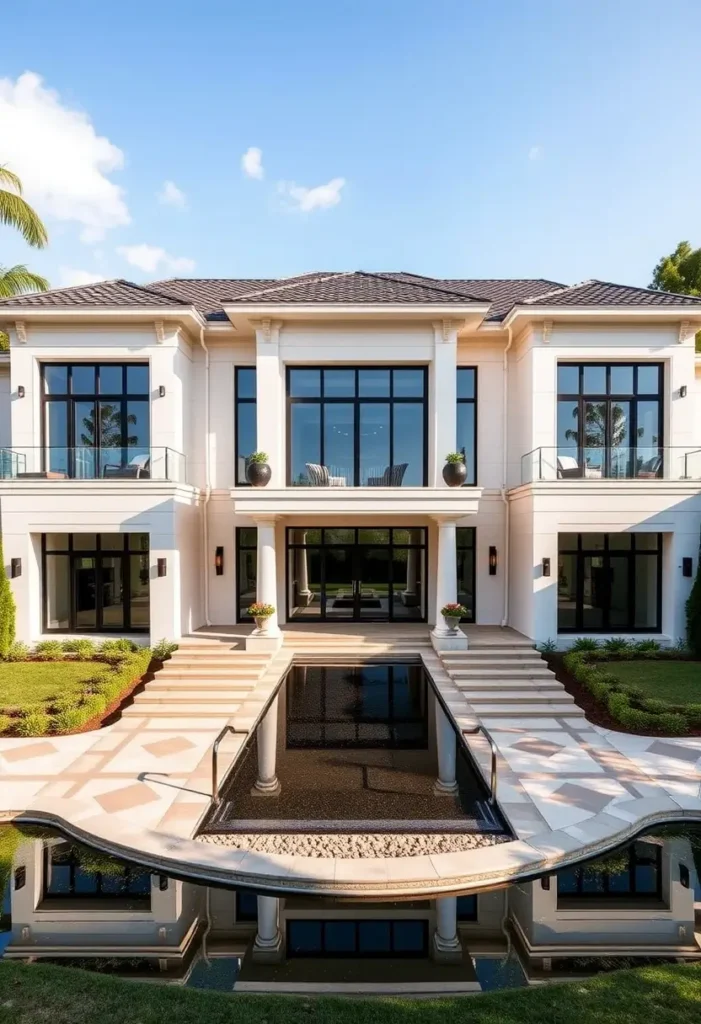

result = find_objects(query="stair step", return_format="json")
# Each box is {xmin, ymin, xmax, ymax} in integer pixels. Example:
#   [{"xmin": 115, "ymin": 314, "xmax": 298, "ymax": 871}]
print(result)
[
  {"xmin": 157, "ymin": 667, "xmax": 264, "ymax": 679},
  {"xmin": 467, "ymin": 640, "xmax": 534, "ymax": 650},
  {"xmin": 465, "ymin": 702, "xmax": 585, "ymax": 717},
  {"xmin": 122, "ymin": 701, "xmax": 244, "ymax": 717},
  {"xmin": 462, "ymin": 689, "xmax": 575, "ymax": 704},
  {"xmin": 147, "ymin": 678, "xmax": 258, "ymax": 692},
  {"xmin": 132, "ymin": 690, "xmax": 246, "ymax": 704},
  {"xmin": 452, "ymin": 678, "xmax": 564, "ymax": 691},
  {"xmin": 170, "ymin": 652, "xmax": 268, "ymax": 662},
  {"xmin": 449, "ymin": 668, "xmax": 554, "ymax": 679}
]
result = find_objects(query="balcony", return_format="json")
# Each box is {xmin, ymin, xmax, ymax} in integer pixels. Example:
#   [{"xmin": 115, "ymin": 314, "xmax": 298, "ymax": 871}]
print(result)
[
  {"xmin": 0, "ymin": 447, "xmax": 186, "ymax": 482},
  {"xmin": 290, "ymin": 461, "xmax": 417, "ymax": 487},
  {"xmin": 521, "ymin": 446, "xmax": 701, "ymax": 484}
]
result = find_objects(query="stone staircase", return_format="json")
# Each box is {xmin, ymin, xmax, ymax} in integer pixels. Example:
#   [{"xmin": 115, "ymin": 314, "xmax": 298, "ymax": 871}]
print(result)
[
  {"xmin": 440, "ymin": 636, "xmax": 585, "ymax": 720},
  {"xmin": 122, "ymin": 638, "xmax": 272, "ymax": 720},
  {"xmin": 282, "ymin": 628, "xmax": 432, "ymax": 661}
]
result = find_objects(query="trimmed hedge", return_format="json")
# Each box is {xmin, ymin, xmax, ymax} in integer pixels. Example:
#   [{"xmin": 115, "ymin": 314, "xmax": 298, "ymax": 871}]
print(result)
[{"xmin": 562, "ymin": 649, "xmax": 699, "ymax": 734}]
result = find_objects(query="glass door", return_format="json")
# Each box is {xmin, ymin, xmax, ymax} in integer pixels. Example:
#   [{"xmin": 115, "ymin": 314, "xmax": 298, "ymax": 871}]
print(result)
[
  {"xmin": 355, "ymin": 546, "xmax": 391, "ymax": 620},
  {"xmin": 323, "ymin": 547, "xmax": 355, "ymax": 620}
]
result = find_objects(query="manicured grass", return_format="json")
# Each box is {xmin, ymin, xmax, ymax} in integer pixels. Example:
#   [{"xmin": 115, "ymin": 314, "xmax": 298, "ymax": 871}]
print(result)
[
  {"xmin": 1, "ymin": 959, "xmax": 700, "ymax": 1024},
  {"xmin": 606, "ymin": 661, "xmax": 701, "ymax": 705},
  {"xmin": 0, "ymin": 662, "xmax": 100, "ymax": 712}
]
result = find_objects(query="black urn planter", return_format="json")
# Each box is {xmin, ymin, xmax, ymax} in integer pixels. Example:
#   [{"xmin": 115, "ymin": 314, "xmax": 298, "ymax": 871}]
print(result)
[
  {"xmin": 442, "ymin": 461, "xmax": 467, "ymax": 487},
  {"xmin": 246, "ymin": 462, "xmax": 272, "ymax": 487}
]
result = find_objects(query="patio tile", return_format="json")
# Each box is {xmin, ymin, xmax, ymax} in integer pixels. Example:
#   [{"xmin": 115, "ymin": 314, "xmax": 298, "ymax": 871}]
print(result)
[{"xmin": 95, "ymin": 782, "xmax": 162, "ymax": 815}]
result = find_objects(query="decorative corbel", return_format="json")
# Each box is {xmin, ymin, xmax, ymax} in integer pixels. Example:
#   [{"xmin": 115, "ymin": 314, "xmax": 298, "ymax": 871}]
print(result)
[
  {"xmin": 15, "ymin": 321, "xmax": 27, "ymax": 344},
  {"xmin": 542, "ymin": 320, "xmax": 553, "ymax": 344},
  {"xmin": 678, "ymin": 320, "xmax": 695, "ymax": 345},
  {"xmin": 154, "ymin": 320, "xmax": 166, "ymax": 344},
  {"xmin": 433, "ymin": 319, "xmax": 458, "ymax": 343}
]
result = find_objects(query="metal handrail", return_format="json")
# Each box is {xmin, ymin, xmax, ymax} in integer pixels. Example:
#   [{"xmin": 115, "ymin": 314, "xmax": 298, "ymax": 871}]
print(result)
[
  {"xmin": 211, "ymin": 724, "xmax": 243, "ymax": 807},
  {"xmin": 462, "ymin": 725, "xmax": 498, "ymax": 805}
]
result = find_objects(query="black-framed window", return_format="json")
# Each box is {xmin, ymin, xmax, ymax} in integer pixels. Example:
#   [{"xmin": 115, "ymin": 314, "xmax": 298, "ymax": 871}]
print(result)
[
  {"xmin": 457, "ymin": 368, "xmax": 477, "ymax": 486},
  {"xmin": 287, "ymin": 366, "xmax": 428, "ymax": 487},
  {"xmin": 286, "ymin": 526, "xmax": 427, "ymax": 622},
  {"xmin": 43, "ymin": 533, "xmax": 150, "ymax": 633},
  {"xmin": 556, "ymin": 363, "xmax": 663, "ymax": 479},
  {"xmin": 557, "ymin": 842, "xmax": 662, "ymax": 903},
  {"xmin": 235, "ymin": 367, "xmax": 257, "ymax": 485},
  {"xmin": 42, "ymin": 363, "xmax": 150, "ymax": 479},
  {"xmin": 235, "ymin": 889, "xmax": 258, "ymax": 922},
  {"xmin": 286, "ymin": 663, "xmax": 428, "ymax": 749},
  {"xmin": 286, "ymin": 919, "xmax": 428, "ymax": 958},
  {"xmin": 42, "ymin": 843, "xmax": 151, "ymax": 904},
  {"xmin": 457, "ymin": 895, "xmax": 478, "ymax": 921},
  {"xmin": 457, "ymin": 527, "xmax": 476, "ymax": 623},
  {"xmin": 236, "ymin": 527, "xmax": 257, "ymax": 623},
  {"xmin": 557, "ymin": 533, "xmax": 662, "ymax": 633}
]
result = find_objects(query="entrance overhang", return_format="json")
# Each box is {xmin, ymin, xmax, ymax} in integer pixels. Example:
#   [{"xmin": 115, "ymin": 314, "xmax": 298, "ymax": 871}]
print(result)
[{"xmin": 231, "ymin": 486, "xmax": 483, "ymax": 517}]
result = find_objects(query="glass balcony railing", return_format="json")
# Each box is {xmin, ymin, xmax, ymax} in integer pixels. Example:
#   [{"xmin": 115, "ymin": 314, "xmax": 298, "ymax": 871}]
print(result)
[
  {"xmin": 521, "ymin": 446, "xmax": 701, "ymax": 484},
  {"xmin": 0, "ymin": 447, "xmax": 186, "ymax": 482}
]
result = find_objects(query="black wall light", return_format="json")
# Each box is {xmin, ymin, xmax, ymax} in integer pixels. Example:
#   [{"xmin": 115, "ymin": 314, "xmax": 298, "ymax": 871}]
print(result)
[
  {"xmin": 157, "ymin": 558, "xmax": 167, "ymax": 578},
  {"xmin": 680, "ymin": 385, "xmax": 688, "ymax": 398},
  {"xmin": 215, "ymin": 546, "xmax": 224, "ymax": 576},
  {"xmin": 489, "ymin": 546, "xmax": 498, "ymax": 576},
  {"xmin": 542, "ymin": 557, "xmax": 551, "ymax": 577},
  {"xmin": 10, "ymin": 558, "xmax": 21, "ymax": 578},
  {"xmin": 17, "ymin": 385, "xmax": 25, "ymax": 398},
  {"xmin": 159, "ymin": 385, "xmax": 166, "ymax": 397},
  {"xmin": 683, "ymin": 557, "xmax": 693, "ymax": 578}
]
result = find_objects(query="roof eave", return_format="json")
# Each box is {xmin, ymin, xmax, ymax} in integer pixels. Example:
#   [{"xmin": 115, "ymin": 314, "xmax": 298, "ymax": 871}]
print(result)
[
  {"xmin": 0, "ymin": 305, "xmax": 205, "ymax": 330},
  {"xmin": 503, "ymin": 304, "xmax": 701, "ymax": 328},
  {"xmin": 221, "ymin": 301, "xmax": 492, "ymax": 323}
]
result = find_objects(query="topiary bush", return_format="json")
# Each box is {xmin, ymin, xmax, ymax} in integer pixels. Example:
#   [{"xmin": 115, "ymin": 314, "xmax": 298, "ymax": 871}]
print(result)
[{"xmin": 0, "ymin": 534, "xmax": 16, "ymax": 658}]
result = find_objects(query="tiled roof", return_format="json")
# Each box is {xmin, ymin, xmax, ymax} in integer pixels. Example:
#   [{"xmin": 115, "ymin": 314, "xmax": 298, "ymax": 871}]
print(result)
[{"xmin": 3, "ymin": 272, "xmax": 701, "ymax": 322}]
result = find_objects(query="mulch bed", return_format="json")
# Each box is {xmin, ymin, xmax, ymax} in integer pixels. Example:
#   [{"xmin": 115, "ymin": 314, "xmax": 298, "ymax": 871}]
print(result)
[{"xmin": 545, "ymin": 654, "xmax": 701, "ymax": 737}]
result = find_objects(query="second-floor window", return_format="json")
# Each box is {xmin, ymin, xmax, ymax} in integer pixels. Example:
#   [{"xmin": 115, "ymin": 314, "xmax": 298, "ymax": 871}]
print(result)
[
  {"xmin": 42, "ymin": 363, "xmax": 149, "ymax": 479},
  {"xmin": 287, "ymin": 367, "xmax": 428, "ymax": 486},
  {"xmin": 235, "ymin": 367, "xmax": 257, "ymax": 485},
  {"xmin": 557, "ymin": 363, "xmax": 662, "ymax": 479},
  {"xmin": 456, "ymin": 368, "xmax": 477, "ymax": 485}
]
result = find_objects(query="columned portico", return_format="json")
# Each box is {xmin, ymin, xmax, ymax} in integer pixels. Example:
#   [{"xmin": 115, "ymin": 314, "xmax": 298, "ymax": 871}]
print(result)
[{"xmin": 431, "ymin": 515, "xmax": 468, "ymax": 650}]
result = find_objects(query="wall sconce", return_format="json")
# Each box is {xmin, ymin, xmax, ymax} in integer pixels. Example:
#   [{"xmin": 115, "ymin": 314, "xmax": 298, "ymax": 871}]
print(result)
[
  {"xmin": 682, "ymin": 557, "xmax": 693, "ymax": 578},
  {"xmin": 159, "ymin": 875, "xmax": 169, "ymax": 891},
  {"xmin": 542, "ymin": 557, "xmax": 551, "ymax": 577},
  {"xmin": 680, "ymin": 385, "xmax": 688, "ymax": 398},
  {"xmin": 10, "ymin": 558, "xmax": 21, "ymax": 578},
  {"xmin": 158, "ymin": 385, "xmax": 166, "ymax": 397},
  {"xmin": 17, "ymin": 385, "xmax": 25, "ymax": 398},
  {"xmin": 157, "ymin": 558, "xmax": 167, "ymax": 578},
  {"xmin": 215, "ymin": 546, "xmax": 224, "ymax": 576},
  {"xmin": 14, "ymin": 866, "xmax": 26, "ymax": 891},
  {"xmin": 489, "ymin": 546, "xmax": 498, "ymax": 576}
]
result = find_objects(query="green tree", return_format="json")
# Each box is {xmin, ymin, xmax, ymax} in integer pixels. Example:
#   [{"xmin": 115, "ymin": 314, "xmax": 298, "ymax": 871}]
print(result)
[
  {"xmin": 650, "ymin": 241, "xmax": 701, "ymax": 351},
  {"xmin": 0, "ymin": 165, "xmax": 50, "ymax": 349},
  {"xmin": 0, "ymin": 532, "xmax": 16, "ymax": 657},
  {"xmin": 686, "ymin": 530, "xmax": 701, "ymax": 656}
]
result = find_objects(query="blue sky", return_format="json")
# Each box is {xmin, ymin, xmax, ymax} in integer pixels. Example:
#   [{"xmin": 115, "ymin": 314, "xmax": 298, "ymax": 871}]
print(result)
[{"xmin": 1, "ymin": 0, "xmax": 700, "ymax": 290}]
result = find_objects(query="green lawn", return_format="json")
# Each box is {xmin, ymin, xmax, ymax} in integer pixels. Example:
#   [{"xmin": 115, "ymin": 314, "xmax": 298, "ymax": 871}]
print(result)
[
  {"xmin": 605, "ymin": 661, "xmax": 701, "ymax": 705},
  {"xmin": 0, "ymin": 960, "xmax": 700, "ymax": 1024},
  {"xmin": 0, "ymin": 662, "xmax": 100, "ymax": 712}
]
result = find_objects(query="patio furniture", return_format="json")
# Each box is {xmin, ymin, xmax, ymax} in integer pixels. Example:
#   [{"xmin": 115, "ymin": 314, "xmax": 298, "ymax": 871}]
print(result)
[
  {"xmin": 367, "ymin": 463, "xmax": 408, "ymax": 486},
  {"xmin": 16, "ymin": 471, "xmax": 67, "ymax": 480},
  {"xmin": 556, "ymin": 455, "xmax": 602, "ymax": 480},
  {"xmin": 305, "ymin": 463, "xmax": 346, "ymax": 486},
  {"xmin": 637, "ymin": 455, "xmax": 663, "ymax": 479},
  {"xmin": 103, "ymin": 452, "xmax": 151, "ymax": 479}
]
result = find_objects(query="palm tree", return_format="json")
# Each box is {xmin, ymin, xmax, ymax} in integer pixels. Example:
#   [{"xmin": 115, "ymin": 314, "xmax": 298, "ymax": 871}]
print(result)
[
  {"xmin": 0, "ymin": 165, "xmax": 48, "ymax": 248},
  {"xmin": 0, "ymin": 264, "xmax": 49, "ymax": 299}
]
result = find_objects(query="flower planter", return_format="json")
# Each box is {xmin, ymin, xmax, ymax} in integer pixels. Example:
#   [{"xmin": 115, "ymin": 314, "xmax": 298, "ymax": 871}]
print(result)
[
  {"xmin": 254, "ymin": 615, "xmax": 271, "ymax": 631},
  {"xmin": 247, "ymin": 462, "xmax": 271, "ymax": 487},
  {"xmin": 443, "ymin": 614, "xmax": 461, "ymax": 632},
  {"xmin": 442, "ymin": 461, "xmax": 467, "ymax": 487}
]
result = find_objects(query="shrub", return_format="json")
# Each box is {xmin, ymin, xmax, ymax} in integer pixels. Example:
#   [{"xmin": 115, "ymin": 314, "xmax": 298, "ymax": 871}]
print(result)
[
  {"xmin": 640, "ymin": 697, "xmax": 669, "ymax": 714},
  {"xmin": 151, "ymin": 638, "xmax": 178, "ymax": 661},
  {"xmin": 247, "ymin": 451, "xmax": 269, "ymax": 464},
  {"xmin": 686, "ymin": 531, "xmax": 701, "ymax": 656},
  {"xmin": 616, "ymin": 706, "xmax": 656, "ymax": 731},
  {"xmin": 0, "ymin": 534, "xmax": 16, "ymax": 658},
  {"xmin": 0, "ymin": 714, "xmax": 12, "ymax": 734},
  {"xmin": 52, "ymin": 707, "xmax": 86, "ymax": 733},
  {"xmin": 571, "ymin": 637, "xmax": 600, "ymax": 652},
  {"xmin": 606, "ymin": 691, "xmax": 631, "ymax": 717},
  {"xmin": 634, "ymin": 639, "xmax": 662, "ymax": 656},
  {"xmin": 51, "ymin": 694, "xmax": 82, "ymax": 714},
  {"xmin": 5, "ymin": 641, "xmax": 30, "ymax": 662},
  {"xmin": 602, "ymin": 637, "xmax": 634, "ymax": 655},
  {"xmin": 538, "ymin": 638, "xmax": 557, "ymax": 653},
  {"xmin": 16, "ymin": 711, "xmax": 50, "ymax": 736},
  {"xmin": 33, "ymin": 640, "xmax": 64, "ymax": 661},
  {"xmin": 66, "ymin": 638, "xmax": 97, "ymax": 660},
  {"xmin": 79, "ymin": 694, "xmax": 108, "ymax": 720},
  {"xmin": 655, "ymin": 712, "xmax": 688, "ymax": 736}
]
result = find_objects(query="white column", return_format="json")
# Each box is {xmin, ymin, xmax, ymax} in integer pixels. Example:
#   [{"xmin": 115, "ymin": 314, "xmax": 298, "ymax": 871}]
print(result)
[
  {"xmin": 254, "ymin": 320, "xmax": 283, "ymax": 487},
  {"xmin": 296, "ymin": 532, "xmax": 312, "ymax": 603},
  {"xmin": 434, "ymin": 698, "xmax": 458, "ymax": 795},
  {"xmin": 255, "ymin": 518, "xmax": 280, "ymax": 635},
  {"xmin": 431, "ymin": 517, "xmax": 467, "ymax": 649},
  {"xmin": 252, "ymin": 895, "xmax": 283, "ymax": 961},
  {"xmin": 432, "ymin": 896, "xmax": 462, "ymax": 961},
  {"xmin": 253, "ymin": 696, "xmax": 280, "ymax": 796},
  {"xmin": 402, "ymin": 546, "xmax": 418, "ymax": 605},
  {"xmin": 432, "ymin": 320, "xmax": 459, "ymax": 487}
]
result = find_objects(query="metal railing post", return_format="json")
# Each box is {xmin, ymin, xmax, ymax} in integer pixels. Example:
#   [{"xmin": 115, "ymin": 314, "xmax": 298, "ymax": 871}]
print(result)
[{"xmin": 462, "ymin": 725, "xmax": 498, "ymax": 805}]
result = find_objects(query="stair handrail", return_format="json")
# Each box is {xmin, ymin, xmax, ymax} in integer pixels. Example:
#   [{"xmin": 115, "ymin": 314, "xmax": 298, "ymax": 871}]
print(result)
[
  {"xmin": 461, "ymin": 725, "xmax": 498, "ymax": 805},
  {"xmin": 211, "ymin": 724, "xmax": 244, "ymax": 808}
]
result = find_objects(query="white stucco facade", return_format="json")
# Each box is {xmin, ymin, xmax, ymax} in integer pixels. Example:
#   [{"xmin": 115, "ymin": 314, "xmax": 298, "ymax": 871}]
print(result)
[{"xmin": 0, "ymin": 278, "xmax": 699, "ymax": 646}]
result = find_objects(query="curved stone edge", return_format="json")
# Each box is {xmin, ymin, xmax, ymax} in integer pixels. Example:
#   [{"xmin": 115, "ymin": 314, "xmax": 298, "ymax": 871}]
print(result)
[{"xmin": 2, "ymin": 799, "xmax": 700, "ymax": 899}]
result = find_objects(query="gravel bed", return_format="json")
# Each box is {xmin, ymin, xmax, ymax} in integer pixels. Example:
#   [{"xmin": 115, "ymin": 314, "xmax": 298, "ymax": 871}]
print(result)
[{"xmin": 197, "ymin": 832, "xmax": 511, "ymax": 858}]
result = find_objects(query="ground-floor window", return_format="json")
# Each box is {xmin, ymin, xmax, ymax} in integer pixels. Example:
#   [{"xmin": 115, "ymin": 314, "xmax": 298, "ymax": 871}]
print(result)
[
  {"xmin": 557, "ymin": 841, "xmax": 662, "ymax": 904},
  {"xmin": 286, "ymin": 919, "xmax": 428, "ymax": 957},
  {"xmin": 43, "ymin": 533, "xmax": 150, "ymax": 632},
  {"xmin": 557, "ymin": 533, "xmax": 661, "ymax": 633},
  {"xmin": 456, "ymin": 527, "xmax": 476, "ymax": 623},
  {"xmin": 236, "ymin": 527, "xmax": 258, "ymax": 623},
  {"xmin": 42, "ymin": 842, "xmax": 151, "ymax": 905}
]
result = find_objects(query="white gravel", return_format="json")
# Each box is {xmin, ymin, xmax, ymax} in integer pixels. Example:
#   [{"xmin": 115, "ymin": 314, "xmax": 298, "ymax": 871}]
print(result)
[{"xmin": 197, "ymin": 832, "xmax": 510, "ymax": 858}]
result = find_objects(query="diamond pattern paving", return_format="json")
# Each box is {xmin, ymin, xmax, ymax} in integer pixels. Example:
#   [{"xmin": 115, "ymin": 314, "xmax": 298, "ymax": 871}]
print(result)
[
  {"xmin": 143, "ymin": 736, "xmax": 196, "ymax": 758},
  {"xmin": 510, "ymin": 737, "xmax": 566, "ymax": 758},
  {"xmin": 95, "ymin": 782, "xmax": 161, "ymax": 814},
  {"xmin": 1, "ymin": 741, "xmax": 58, "ymax": 763}
]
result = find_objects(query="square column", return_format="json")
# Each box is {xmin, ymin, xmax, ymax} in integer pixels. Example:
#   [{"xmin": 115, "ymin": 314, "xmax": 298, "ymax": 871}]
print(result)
[
  {"xmin": 431, "ymin": 516, "xmax": 468, "ymax": 651},
  {"xmin": 246, "ymin": 516, "xmax": 283, "ymax": 652},
  {"xmin": 432, "ymin": 320, "xmax": 459, "ymax": 487}
]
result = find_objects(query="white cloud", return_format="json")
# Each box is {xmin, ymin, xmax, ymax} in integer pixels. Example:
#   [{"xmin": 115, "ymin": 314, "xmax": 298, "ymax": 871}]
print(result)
[
  {"xmin": 58, "ymin": 267, "xmax": 105, "ymax": 287},
  {"xmin": 116, "ymin": 243, "xmax": 195, "ymax": 275},
  {"xmin": 277, "ymin": 177, "xmax": 346, "ymax": 212},
  {"xmin": 0, "ymin": 71, "xmax": 130, "ymax": 243},
  {"xmin": 241, "ymin": 146, "xmax": 264, "ymax": 180},
  {"xmin": 528, "ymin": 145, "xmax": 543, "ymax": 161},
  {"xmin": 157, "ymin": 180, "xmax": 187, "ymax": 209}
]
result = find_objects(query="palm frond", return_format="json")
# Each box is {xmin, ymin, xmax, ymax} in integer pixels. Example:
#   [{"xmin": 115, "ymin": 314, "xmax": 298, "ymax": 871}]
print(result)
[
  {"xmin": 0, "ymin": 186, "xmax": 48, "ymax": 248},
  {"xmin": 0, "ymin": 165, "xmax": 23, "ymax": 194},
  {"xmin": 0, "ymin": 264, "xmax": 50, "ymax": 298}
]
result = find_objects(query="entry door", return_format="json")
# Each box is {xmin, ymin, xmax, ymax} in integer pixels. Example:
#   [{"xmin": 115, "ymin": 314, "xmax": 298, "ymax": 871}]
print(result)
[
  {"xmin": 322, "ymin": 547, "xmax": 355, "ymax": 621},
  {"xmin": 355, "ymin": 546, "xmax": 390, "ymax": 620}
]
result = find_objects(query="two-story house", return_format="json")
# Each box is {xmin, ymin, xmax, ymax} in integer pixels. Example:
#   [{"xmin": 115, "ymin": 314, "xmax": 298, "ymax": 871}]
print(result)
[{"xmin": 0, "ymin": 271, "xmax": 700, "ymax": 647}]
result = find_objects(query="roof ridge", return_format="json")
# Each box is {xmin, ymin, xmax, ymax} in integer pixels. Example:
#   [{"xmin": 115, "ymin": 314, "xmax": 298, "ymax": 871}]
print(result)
[
  {"xmin": 589, "ymin": 277, "xmax": 701, "ymax": 302},
  {"xmin": 221, "ymin": 271, "xmax": 354, "ymax": 301},
  {"xmin": 521, "ymin": 279, "xmax": 596, "ymax": 305},
  {"xmin": 113, "ymin": 278, "xmax": 191, "ymax": 305},
  {"xmin": 362, "ymin": 271, "xmax": 489, "ymax": 303}
]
